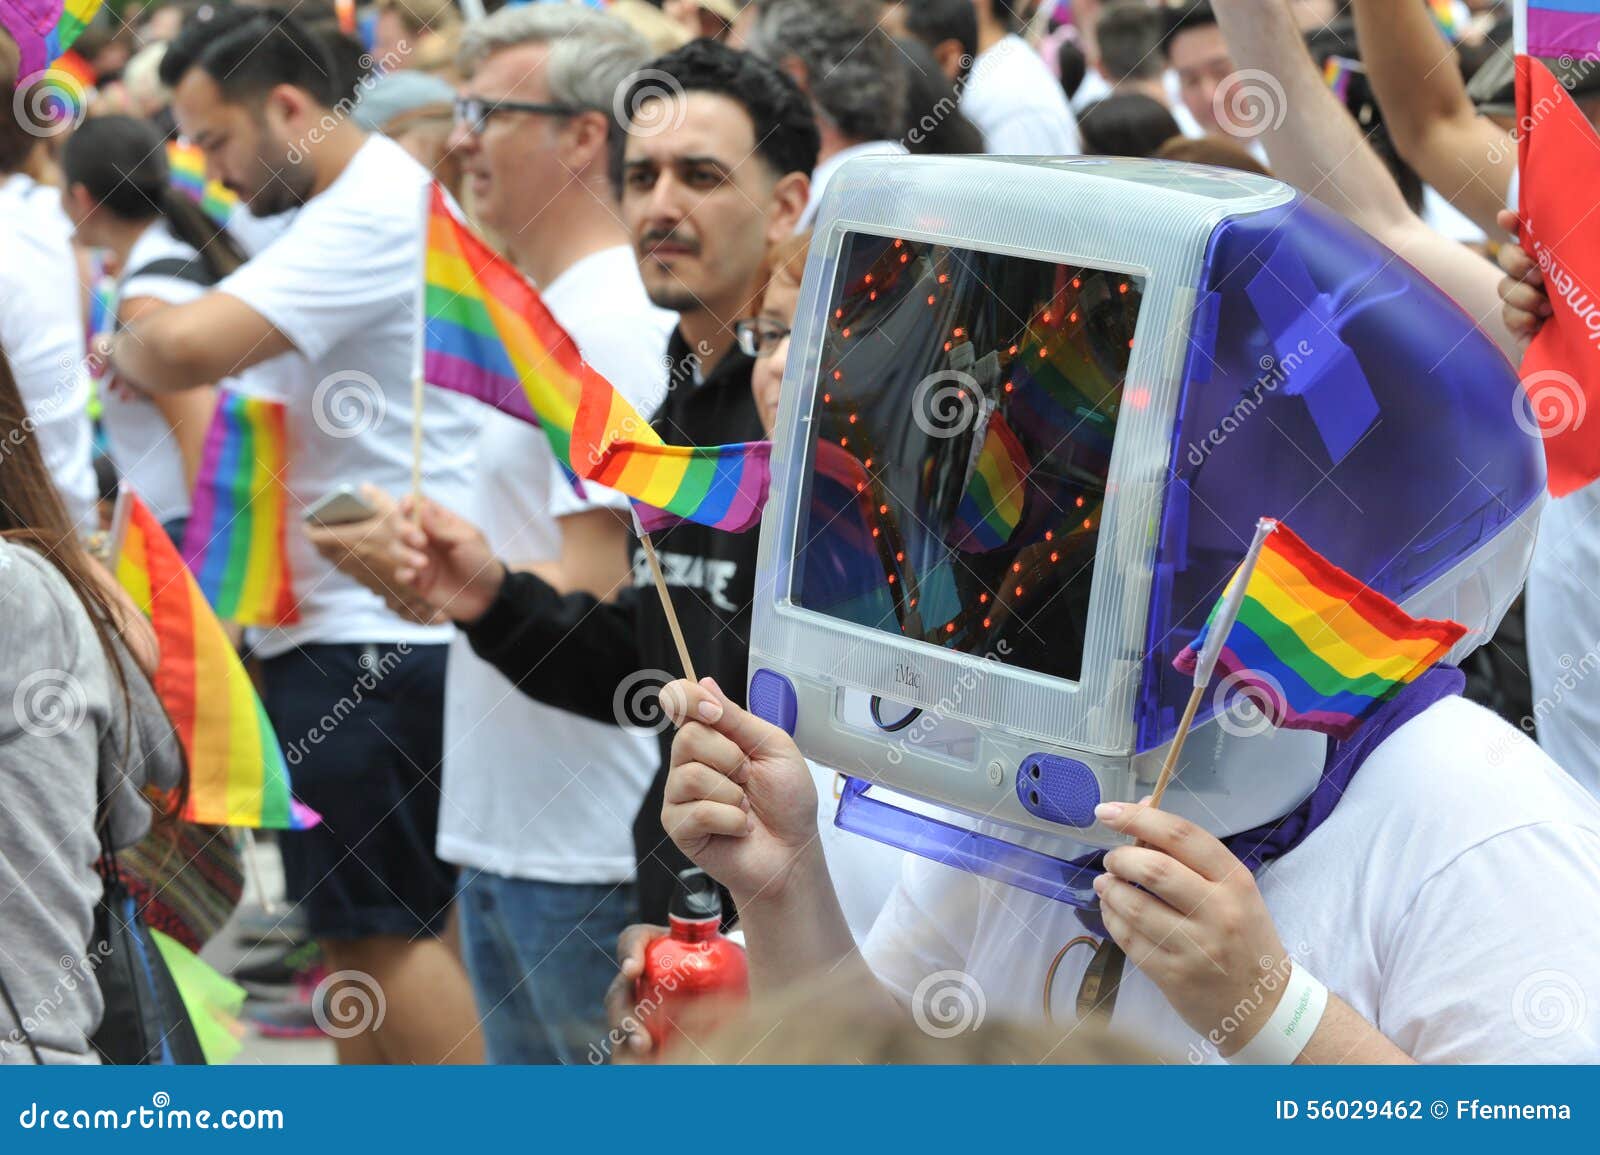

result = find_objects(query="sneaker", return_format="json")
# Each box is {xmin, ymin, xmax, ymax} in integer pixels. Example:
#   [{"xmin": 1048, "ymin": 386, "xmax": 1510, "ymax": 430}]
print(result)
[{"xmin": 233, "ymin": 941, "xmax": 323, "ymax": 998}]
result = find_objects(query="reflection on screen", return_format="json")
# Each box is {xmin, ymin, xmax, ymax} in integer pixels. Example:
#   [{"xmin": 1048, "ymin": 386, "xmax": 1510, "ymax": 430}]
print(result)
[{"xmin": 794, "ymin": 232, "xmax": 1144, "ymax": 683}]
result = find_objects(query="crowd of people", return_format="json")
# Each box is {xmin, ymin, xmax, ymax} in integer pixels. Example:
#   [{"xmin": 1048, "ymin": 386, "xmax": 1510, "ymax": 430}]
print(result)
[{"xmin": 0, "ymin": 0, "xmax": 1598, "ymax": 1066}]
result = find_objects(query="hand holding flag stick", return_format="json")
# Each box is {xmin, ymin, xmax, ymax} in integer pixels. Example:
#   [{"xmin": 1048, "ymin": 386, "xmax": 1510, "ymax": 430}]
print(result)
[{"xmin": 1077, "ymin": 519, "xmax": 1277, "ymax": 1020}]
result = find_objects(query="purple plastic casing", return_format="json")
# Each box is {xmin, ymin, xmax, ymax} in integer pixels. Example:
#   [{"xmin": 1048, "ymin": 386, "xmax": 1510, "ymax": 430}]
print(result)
[
  {"xmin": 835, "ymin": 778, "xmax": 1103, "ymax": 908},
  {"xmin": 1135, "ymin": 196, "xmax": 1544, "ymax": 753}
]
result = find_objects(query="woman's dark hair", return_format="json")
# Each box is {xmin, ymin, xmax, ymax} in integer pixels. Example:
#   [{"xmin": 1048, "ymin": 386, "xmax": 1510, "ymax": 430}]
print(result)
[
  {"xmin": 0, "ymin": 345, "xmax": 186, "ymax": 826},
  {"xmin": 1056, "ymin": 38, "xmax": 1087, "ymax": 104},
  {"xmin": 897, "ymin": 38, "xmax": 985, "ymax": 155},
  {"xmin": 609, "ymin": 39, "xmax": 820, "ymax": 197},
  {"xmin": 60, "ymin": 115, "xmax": 246, "ymax": 279},
  {"xmin": 1078, "ymin": 93, "xmax": 1182, "ymax": 158}
]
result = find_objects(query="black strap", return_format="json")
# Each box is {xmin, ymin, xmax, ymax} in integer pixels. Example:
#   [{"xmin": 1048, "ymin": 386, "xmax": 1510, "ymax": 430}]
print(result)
[
  {"xmin": 123, "ymin": 256, "xmax": 217, "ymax": 288},
  {"xmin": 113, "ymin": 257, "xmax": 217, "ymax": 334}
]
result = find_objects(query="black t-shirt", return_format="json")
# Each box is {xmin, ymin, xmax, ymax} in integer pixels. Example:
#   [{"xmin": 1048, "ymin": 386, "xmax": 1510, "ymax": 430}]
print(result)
[{"xmin": 464, "ymin": 328, "xmax": 763, "ymax": 924}]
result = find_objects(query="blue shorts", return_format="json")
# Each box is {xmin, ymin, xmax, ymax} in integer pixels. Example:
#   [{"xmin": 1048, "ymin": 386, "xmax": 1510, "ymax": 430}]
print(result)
[{"xmin": 262, "ymin": 643, "xmax": 456, "ymax": 940}]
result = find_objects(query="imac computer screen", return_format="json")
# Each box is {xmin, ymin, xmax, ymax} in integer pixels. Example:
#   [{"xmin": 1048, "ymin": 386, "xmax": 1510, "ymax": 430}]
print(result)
[{"xmin": 794, "ymin": 231, "xmax": 1145, "ymax": 684}]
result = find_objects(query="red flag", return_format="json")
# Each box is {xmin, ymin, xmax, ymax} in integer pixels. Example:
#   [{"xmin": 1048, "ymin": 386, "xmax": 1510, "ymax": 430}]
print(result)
[{"xmin": 1516, "ymin": 54, "xmax": 1600, "ymax": 496}]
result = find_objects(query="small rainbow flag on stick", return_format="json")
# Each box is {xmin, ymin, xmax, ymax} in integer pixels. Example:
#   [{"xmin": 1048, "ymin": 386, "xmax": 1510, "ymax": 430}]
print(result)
[
  {"xmin": 166, "ymin": 139, "xmax": 239, "ymax": 224},
  {"xmin": 113, "ymin": 488, "xmax": 318, "ymax": 830},
  {"xmin": 1174, "ymin": 519, "xmax": 1467, "ymax": 741},
  {"xmin": 420, "ymin": 184, "xmax": 770, "ymax": 532},
  {"xmin": 182, "ymin": 392, "xmax": 299, "ymax": 627},
  {"xmin": 951, "ymin": 410, "xmax": 1028, "ymax": 552}
]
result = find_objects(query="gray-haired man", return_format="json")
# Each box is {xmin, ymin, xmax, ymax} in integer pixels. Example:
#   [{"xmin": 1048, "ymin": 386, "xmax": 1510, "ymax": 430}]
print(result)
[
  {"xmin": 307, "ymin": 3, "xmax": 675, "ymax": 1064},
  {"xmin": 745, "ymin": 0, "xmax": 908, "ymax": 228}
]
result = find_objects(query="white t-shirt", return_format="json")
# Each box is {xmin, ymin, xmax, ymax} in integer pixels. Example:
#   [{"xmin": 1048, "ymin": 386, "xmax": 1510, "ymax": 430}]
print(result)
[
  {"xmin": 215, "ymin": 135, "xmax": 483, "ymax": 657},
  {"xmin": 800, "ymin": 140, "xmax": 908, "ymax": 231},
  {"xmin": 104, "ymin": 222, "xmax": 211, "ymax": 525},
  {"xmin": 809, "ymin": 762, "xmax": 915, "ymax": 942},
  {"xmin": 1525, "ymin": 479, "xmax": 1600, "ymax": 800},
  {"xmin": 0, "ymin": 175, "xmax": 96, "ymax": 527},
  {"xmin": 863, "ymin": 697, "xmax": 1600, "ymax": 1063},
  {"xmin": 436, "ymin": 244, "xmax": 674, "ymax": 884},
  {"xmin": 963, "ymin": 34, "xmax": 1083, "ymax": 157}
]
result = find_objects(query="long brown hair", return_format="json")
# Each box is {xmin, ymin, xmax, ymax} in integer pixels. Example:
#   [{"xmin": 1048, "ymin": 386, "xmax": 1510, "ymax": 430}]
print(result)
[{"xmin": 0, "ymin": 345, "xmax": 186, "ymax": 824}]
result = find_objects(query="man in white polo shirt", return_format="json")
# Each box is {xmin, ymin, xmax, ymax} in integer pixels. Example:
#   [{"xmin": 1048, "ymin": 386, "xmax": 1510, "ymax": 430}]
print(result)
[
  {"xmin": 109, "ymin": 6, "xmax": 484, "ymax": 1065},
  {"xmin": 310, "ymin": 3, "xmax": 675, "ymax": 1065}
]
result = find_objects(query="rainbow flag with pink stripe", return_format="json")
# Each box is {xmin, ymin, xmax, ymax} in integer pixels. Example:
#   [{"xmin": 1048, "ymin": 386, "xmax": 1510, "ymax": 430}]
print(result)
[
  {"xmin": 1174, "ymin": 521, "xmax": 1466, "ymax": 740},
  {"xmin": 182, "ymin": 392, "xmax": 299, "ymax": 627},
  {"xmin": 951, "ymin": 411, "xmax": 1028, "ymax": 553},
  {"xmin": 421, "ymin": 183, "xmax": 770, "ymax": 533},
  {"xmin": 1524, "ymin": 0, "xmax": 1600, "ymax": 58},
  {"xmin": 114, "ymin": 489, "xmax": 318, "ymax": 830},
  {"xmin": 44, "ymin": 0, "xmax": 101, "ymax": 60}
]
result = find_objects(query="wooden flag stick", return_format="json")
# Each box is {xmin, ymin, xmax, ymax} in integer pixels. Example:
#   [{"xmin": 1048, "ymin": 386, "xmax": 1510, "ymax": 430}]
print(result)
[
  {"xmin": 1077, "ymin": 519, "xmax": 1278, "ymax": 1022},
  {"xmin": 638, "ymin": 529, "xmax": 697, "ymax": 682},
  {"xmin": 410, "ymin": 372, "xmax": 425, "ymax": 525}
]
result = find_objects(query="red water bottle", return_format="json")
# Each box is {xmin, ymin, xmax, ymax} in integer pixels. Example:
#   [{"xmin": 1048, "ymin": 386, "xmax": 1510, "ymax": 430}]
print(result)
[{"xmin": 635, "ymin": 868, "xmax": 749, "ymax": 1053}]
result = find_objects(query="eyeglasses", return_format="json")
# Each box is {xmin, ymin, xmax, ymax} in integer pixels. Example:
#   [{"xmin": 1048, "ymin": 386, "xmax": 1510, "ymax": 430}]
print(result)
[
  {"xmin": 452, "ymin": 96, "xmax": 590, "ymax": 136},
  {"xmin": 734, "ymin": 317, "xmax": 792, "ymax": 359}
]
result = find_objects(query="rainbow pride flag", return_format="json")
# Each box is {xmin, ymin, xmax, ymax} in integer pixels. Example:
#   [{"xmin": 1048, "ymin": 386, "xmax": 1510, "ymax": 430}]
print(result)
[
  {"xmin": 166, "ymin": 139, "xmax": 238, "ymax": 224},
  {"xmin": 421, "ymin": 184, "xmax": 771, "ymax": 532},
  {"xmin": 182, "ymin": 391, "xmax": 299, "ymax": 627},
  {"xmin": 1523, "ymin": 0, "xmax": 1600, "ymax": 59},
  {"xmin": 951, "ymin": 410, "xmax": 1028, "ymax": 553},
  {"xmin": 44, "ymin": 0, "xmax": 101, "ymax": 59},
  {"xmin": 1322, "ymin": 55, "xmax": 1361, "ymax": 105},
  {"xmin": 1428, "ymin": 0, "xmax": 1463, "ymax": 41},
  {"xmin": 114, "ymin": 489, "xmax": 318, "ymax": 830},
  {"xmin": 1174, "ymin": 520, "xmax": 1466, "ymax": 740}
]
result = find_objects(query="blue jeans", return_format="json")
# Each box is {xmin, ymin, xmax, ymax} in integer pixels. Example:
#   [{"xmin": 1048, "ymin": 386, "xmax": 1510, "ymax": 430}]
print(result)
[{"xmin": 457, "ymin": 871, "xmax": 635, "ymax": 1065}]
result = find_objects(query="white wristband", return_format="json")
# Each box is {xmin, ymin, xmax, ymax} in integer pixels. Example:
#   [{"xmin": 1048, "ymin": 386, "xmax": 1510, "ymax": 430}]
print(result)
[{"xmin": 1226, "ymin": 963, "xmax": 1328, "ymax": 1065}]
